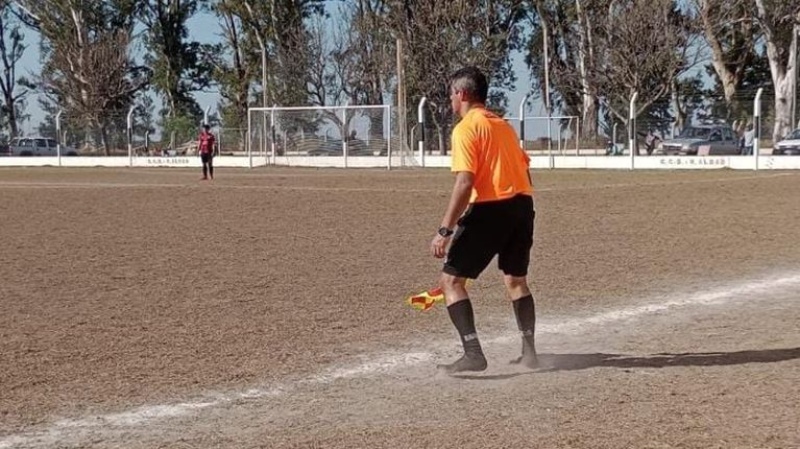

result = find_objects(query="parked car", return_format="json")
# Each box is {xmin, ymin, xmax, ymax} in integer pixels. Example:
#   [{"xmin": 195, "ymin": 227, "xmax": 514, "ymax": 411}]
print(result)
[
  {"xmin": 9, "ymin": 137, "xmax": 78, "ymax": 156},
  {"xmin": 660, "ymin": 124, "xmax": 740, "ymax": 155},
  {"xmin": 773, "ymin": 129, "xmax": 800, "ymax": 155}
]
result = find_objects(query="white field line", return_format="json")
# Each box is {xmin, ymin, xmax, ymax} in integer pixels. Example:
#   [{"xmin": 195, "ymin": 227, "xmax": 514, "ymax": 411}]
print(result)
[
  {"xmin": 2, "ymin": 271, "xmax": 800, "ymax": 448},
  {"xmin": 0, "ymin": 172, "xmax": 794, "ymax": 194}
]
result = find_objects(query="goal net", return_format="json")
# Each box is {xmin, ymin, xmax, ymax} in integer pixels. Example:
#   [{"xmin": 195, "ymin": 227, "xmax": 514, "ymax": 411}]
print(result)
[{"xmin": 247, "ymin": 105, "xmax": 416, "ymax": 168}]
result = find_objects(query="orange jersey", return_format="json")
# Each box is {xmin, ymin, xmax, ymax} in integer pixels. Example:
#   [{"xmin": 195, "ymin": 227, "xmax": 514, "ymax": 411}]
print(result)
[{"xmin": 450, "ymin": 107, "xmax": 533, "ymax": 203}]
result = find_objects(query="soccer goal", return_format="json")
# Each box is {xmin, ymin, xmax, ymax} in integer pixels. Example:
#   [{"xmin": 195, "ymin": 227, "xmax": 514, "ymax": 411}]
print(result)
[{"xmin": 247, "ymin": 105, "xmax": 416, "ymax": 169}]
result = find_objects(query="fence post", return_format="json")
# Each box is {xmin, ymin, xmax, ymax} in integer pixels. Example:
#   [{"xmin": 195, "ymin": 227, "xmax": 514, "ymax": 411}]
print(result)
[
  {"xmin": 127, "ymin": 105, "xmax": 136, "ymax": 167},
  {"xmin": 387, "ymin": 105, "xmax": 392, "ymax": 170},
  {"xmin": 753, "ymin": 88, "xmax": 763, "ymax": 170},
  {"xmin": 270, "ymin": 106, "xmax": 276, "ymax": 165},
  {"xmin": 342, "ymin": 102, "xmax": 349, "ymax": 168},
  {"xmin": 519, "ymin": 94, "xmax": 529, "ymax": 151},
  {"xmin": 418, "ymin": 97, "xmax": 427, "ymax": 167},
  {"xmin": 246, "ymin": 107, "xmax": 252, "ymax": 165},
  {"xmin": 629, "ymin": 92, "xmax": 639, "ymax": 170},
  {"xmin": 56, "ymin": 110, "xmax": 63, "ymax": 167}
]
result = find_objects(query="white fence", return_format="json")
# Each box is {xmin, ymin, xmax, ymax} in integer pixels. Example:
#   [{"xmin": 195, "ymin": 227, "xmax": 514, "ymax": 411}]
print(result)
[
  {"xmin": 3, "ymin": 92, "xmax": 800, "ymax": 170},
  {"xmin": 4, "ymin": 152, "xmax": 798, "ymax": 171}
]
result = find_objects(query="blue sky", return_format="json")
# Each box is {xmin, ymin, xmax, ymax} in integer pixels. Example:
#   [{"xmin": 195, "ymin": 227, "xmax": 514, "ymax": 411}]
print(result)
[
  {"xmin": 14, "ymin": 8, "xmax": 543, "ymax": 136},
  {"xmin": 14, "ymin": 7, "xmax": 708, "ymax": 137}
]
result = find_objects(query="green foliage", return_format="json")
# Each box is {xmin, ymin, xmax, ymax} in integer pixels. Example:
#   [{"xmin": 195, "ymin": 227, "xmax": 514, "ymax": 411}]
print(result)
[
  {"xmin": 0, "ymin": 3, "xmax": 28, "ymax": 138},
  {"xmin": 162, "ymin": 114, "xmax": 200, "ymax": 145},
  {"xmin": 138, "ymin": 0, "xmax": 213, "ymax": 121}
]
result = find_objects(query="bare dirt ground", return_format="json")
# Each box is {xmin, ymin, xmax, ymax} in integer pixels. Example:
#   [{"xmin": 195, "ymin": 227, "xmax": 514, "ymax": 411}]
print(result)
[{"xmin": 0, "ymin": 167, "xmax": 799, "ymax": 448}]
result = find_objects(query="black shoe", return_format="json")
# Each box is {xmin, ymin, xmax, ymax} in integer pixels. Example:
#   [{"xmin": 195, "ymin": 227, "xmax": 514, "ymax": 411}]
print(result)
[
  {"xmin": 509, "ymin": 353, "xmax": 540, "ymax": 369},
  {"xmin": 437, "ymin": 353, "xmax": 488, "ymax": 375},
  {"xmin": 510, "ymin": 338, "xmax": 539, "ymax": 369}
]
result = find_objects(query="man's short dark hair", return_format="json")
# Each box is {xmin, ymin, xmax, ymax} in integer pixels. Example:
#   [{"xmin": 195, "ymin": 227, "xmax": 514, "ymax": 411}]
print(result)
[
  {"xmin": 449, "ymin": 67, "xmax": 489, "ymax": 104},
  {"xmin": 203, "ymin": 124, "xmax": 210, "ymax": 130}
]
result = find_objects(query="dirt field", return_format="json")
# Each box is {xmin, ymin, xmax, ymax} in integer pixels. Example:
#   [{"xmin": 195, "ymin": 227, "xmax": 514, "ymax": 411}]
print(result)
[{"xmin": 0, "ymin": 167, "xmax": 798, "ymax": 449}]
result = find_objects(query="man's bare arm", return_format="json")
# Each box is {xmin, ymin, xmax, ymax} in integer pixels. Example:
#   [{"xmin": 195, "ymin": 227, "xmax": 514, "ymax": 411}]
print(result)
[{"xmin": 440, "ymin": 171, "xmax": 474, "ymax": 229}]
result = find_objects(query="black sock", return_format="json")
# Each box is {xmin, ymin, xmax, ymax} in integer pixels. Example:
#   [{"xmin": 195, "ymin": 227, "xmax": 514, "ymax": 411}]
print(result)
[
  {"xmin": 202, "ymin": 165, "xmax": 208, "ymax": 178},
  {"xmin": 512, "ymin": 294, "xmax": 536, "ymax": 347},
  {"xmin": 208, "ymin": 162, "xmax": 214, "ymax": 178},
  {"xmin": 447, "ymin": 299, "xmax": 483, "ymax": 357}
]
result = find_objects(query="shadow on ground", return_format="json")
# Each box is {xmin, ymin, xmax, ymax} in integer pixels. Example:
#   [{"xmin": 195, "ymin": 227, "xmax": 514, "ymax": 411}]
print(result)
[{"xmin": 455, "ymin": 347, "xmax": 800, "ymax": 380}]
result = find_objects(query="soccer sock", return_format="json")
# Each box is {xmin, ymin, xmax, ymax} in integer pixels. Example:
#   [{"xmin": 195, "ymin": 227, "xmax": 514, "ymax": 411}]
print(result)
[
  {"xmin": 446, "ymin": 299, "xmax": 483, "ymax": 357},
  {"xmin": 202, "ymin": 164, "xmax": 208, "ymax": 178},
  {"xmin": 208, "ymin": 159, "xmax": 214, "ymax": 178},
  {"xmin": 512, "ymin": 294, "xmax": 536, "ymax": 349}
]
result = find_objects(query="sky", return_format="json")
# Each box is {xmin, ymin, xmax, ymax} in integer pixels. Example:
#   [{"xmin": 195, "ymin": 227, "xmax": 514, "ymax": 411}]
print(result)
[
  {"xmin": 13, "ymin": 6, "xmax": 709, "ymax": 138},
  {"xmin": 13, "ymin": 8, "xmax": 545, "ymax": 137}
]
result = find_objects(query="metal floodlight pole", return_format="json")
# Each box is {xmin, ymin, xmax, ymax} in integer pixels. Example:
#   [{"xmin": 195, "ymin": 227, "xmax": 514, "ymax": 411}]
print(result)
[
  {"xmin": 629, "ymin": 91, "xmax": 638, "ymax": 170},
  {"xmin": 55, "ymin": 110, "xmax": 63, "ymax": 166},
  {"xmin": 754, "ymin": 87, "xmax": 764, "ymax": 170},
  {"xmin": 519, "ymin": 94, "xmax": 529, "ymax": 151},
  {"xmin": 418, "ymin": 96, "xmax": 427, "ymax": 167}
]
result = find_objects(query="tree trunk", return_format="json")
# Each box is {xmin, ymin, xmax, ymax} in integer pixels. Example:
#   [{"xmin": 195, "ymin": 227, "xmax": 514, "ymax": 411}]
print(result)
[
  {"xmin": 368, "ymin": 112, "xmax": 385, "ymax": 152},
  {"xmin": 755, "ymin": 1, "xmax": 797, "ymax": 143},
  {"xmin": 671, "ymin": 78, "xmax": 687, "ymax": 132},
  {"xmin": 100, "ymin": 123, "xmax": 111, "ymax": 156},
  {"xmin": 763, "ymin": 27, "xmax": 796, "ymax": 143},
  {"xmin": 699, "ymin": 0, "xmax": 739, "ymax": 108},
  {"xmin": 575, "ymin": 0, "xmax": 598, "ymax": 138}
]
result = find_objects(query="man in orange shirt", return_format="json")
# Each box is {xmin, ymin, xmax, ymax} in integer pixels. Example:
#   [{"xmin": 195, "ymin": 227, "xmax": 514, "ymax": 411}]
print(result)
[{"xmin": 430, "ymin": 66, "xmax": 537, "ymax": 375}]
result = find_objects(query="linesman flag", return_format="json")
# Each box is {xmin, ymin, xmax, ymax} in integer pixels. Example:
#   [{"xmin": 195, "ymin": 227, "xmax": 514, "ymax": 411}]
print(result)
[{"xmin": 406, "ymin": 287, "xmax": 445, "ymax": 311}]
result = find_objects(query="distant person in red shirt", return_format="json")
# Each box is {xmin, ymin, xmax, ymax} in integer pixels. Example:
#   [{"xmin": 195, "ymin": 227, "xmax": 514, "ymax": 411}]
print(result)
[{"xmin": 197, "ymin": 124, "xmax": 216, "ymax": 180}]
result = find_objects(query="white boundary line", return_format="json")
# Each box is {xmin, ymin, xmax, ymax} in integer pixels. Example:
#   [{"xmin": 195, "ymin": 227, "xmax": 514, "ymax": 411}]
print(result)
[
  {"xmin": 0, "ymin": 172, "xmax": 794, "ymax": 194},
  {"xmin": 2, "ymin": 271, "xmax": 800, "ymax": 448}
]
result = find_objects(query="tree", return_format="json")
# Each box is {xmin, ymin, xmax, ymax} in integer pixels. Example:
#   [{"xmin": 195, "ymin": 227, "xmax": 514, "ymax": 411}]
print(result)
[
  {"xmin": 526, "ymin": 0, "xmax": 604, "ymax": 138},
  {"xmin": 694, "ymin": 0, "xmax": 759, "ymax": 118},
  {"xmin": 386, "ymin": 0, "xmax": 526, "ymax": 154},
  {"xmin": 0, "ymin": 0, "xmax": 28, "ymax": 139},
  {"xmin": 302, "ymin": 1, "xmax": 394, "ymax": 145},
  {"xmin": 221, "ymin": 0, "xmax": 323, "ymax": 107},
  {"xmin": 593, "ymin": 0, "xmax": 701, "ymax": 129},
  {"xmin": 18, "ymin": 0, "xmax": 149, "ymax": 154},
  {"xmin": 138, "ymin": 0, "xmax": 214, "ymax": 121},
  {"xmin": 753, "ymin": 0, "xmax": 800, "ymax": 142},
  {"xmin": 210, "ymin": 0, "xmax": 256, "ymax": 150}
]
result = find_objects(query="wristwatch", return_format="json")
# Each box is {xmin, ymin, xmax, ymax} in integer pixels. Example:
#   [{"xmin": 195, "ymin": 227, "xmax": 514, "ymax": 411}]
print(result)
[{"xmin": 437, "ymin": 226, "xmax": 454, "ymax": 237}]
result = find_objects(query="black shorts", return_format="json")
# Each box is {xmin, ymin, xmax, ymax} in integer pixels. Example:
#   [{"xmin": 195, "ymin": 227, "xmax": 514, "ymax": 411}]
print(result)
[
  {"xmin": 201, "ymin": 153, "xmax": 213, "ymax": 164},
  {"xmin": 443, "ymin": 194, "xmax": 535, "ymax": 279}
]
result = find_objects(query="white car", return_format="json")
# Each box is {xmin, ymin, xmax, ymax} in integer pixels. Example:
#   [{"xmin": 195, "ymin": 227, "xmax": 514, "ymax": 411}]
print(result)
[
  {"xmin": 9, "ymin": 137, "xmax": 78, "ymax": 156},
  {"xmin": 773, "ymin": 129, "xmax": 800, "ymax": 155}
]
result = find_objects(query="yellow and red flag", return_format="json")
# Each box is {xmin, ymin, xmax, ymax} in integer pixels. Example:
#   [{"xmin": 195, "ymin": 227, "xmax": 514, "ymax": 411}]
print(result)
[{"xmin": 406, "ymin": 287, "xmax": 445, "ymax": 311}]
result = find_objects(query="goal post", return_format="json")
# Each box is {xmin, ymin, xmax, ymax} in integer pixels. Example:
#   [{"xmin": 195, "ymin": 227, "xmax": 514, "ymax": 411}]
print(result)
[{"xmin": 247, "ymin": 105, "xmax": 417, "ymax": 169}]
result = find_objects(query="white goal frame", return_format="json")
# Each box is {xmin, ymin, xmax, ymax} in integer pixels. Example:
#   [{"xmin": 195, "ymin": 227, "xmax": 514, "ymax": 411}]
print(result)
[{"xmin": 247, "ymin": 105, "xmax": 403, "ymax": 169}]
